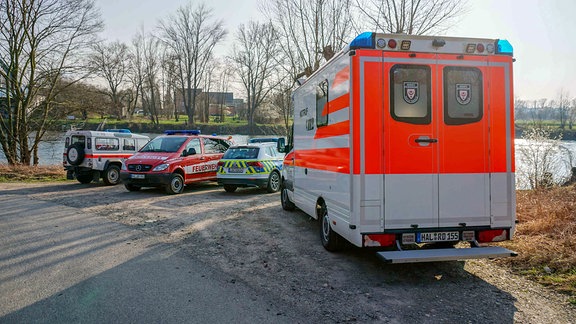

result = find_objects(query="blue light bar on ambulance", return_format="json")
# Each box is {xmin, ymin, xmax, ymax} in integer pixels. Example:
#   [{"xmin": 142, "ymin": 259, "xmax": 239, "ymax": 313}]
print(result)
[
  {"xmin": 496, "ymin": 39, "xmax": 513, "ymax": 55},
  {"xmin": 164, "ymin": 130, "xmax": 201, "ymax": 135},
  {"xmin": 349, "ymin": 32, "xmax": 375, "ymax": 49}
]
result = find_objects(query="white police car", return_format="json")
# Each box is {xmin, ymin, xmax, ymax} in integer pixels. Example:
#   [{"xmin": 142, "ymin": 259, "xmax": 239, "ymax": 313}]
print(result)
[{"xmin": 216, "ymin": 142, "xmax": 284, "ymax": 193}]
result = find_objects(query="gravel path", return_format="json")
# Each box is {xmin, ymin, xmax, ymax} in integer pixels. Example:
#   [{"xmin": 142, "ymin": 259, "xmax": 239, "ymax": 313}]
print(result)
[{"xmin": 3, "ymin": 181, "xmax": 575, "ymax": 323}]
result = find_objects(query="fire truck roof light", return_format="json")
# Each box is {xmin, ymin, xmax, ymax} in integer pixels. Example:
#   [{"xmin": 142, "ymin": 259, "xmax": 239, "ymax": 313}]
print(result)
[
  {"xmin": 496, "ymin": 39, "xmax": 513, "ymax": 55},
  {"xmin": 164, "ymin": 130, "xmax": 201, "ymax": 135},
  {"xmin": 350, "ymin": 32, "xmax": 375, "ymax": 49}
]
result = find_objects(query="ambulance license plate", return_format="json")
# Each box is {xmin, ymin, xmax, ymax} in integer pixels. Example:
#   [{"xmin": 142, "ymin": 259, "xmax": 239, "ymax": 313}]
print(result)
[
  {"xmin": 228, "ymin": 168, "xmax": 244, "ymax": 173},
  {"xmin": 131, "ymin": 174, "xmax": 145, "ymax": 179},
  {"xmin": 417, "ymin": 231, "xmax": 459, "ymax": 243}
]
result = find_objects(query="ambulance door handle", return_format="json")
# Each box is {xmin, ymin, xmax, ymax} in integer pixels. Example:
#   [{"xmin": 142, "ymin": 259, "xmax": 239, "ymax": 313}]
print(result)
[{"xmin": 415, "ymin": 138, "xmax": 437, "ymax": 144}]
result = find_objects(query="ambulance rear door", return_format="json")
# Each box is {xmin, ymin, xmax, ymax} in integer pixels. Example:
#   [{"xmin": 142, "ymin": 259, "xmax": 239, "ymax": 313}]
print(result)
[{"xmin": 383, "ymin": 52, "xmax": 491, "ymax": 229}]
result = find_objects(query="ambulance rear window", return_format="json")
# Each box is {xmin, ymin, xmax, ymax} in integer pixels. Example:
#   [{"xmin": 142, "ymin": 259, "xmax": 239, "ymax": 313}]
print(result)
[
  {"xmin": 390, "ymin": 65, "xmax": 431, "ymax": 125},
  {"xmin": 444, "ymin": 67, "xmax": 483, "ymax": 125}
]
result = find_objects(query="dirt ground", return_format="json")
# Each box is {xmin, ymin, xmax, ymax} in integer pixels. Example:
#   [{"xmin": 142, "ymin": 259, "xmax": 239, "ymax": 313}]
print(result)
[{"xmin": 3, "ymin": 181, "xmax": 575, "ymax": 323}]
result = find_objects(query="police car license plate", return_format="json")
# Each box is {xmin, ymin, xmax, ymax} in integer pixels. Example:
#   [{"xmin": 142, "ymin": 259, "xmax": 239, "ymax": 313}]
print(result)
[
  {"xmin": 131, "ymin": 174, "xmax": 145, "ymax": 179},
  {"xmin": 417, "ymin": 231, "xmax": 459, "ymax": 243},
  {"xmin": 228, "ymin": 168, "xmax": 244, "ymax": 173}
]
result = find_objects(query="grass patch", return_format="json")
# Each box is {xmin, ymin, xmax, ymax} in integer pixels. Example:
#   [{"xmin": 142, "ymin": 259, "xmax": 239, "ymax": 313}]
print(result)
[
  {"xmin": 0, "ymin": 164, "xmax": 66, "ymax": 182},
  {"xmin": 495, "ymin": 186, "xmax": 576, "ymax": 297}
]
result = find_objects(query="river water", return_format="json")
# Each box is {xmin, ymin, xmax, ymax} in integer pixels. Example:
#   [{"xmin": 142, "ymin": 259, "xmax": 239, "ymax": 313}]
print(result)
[{"xmin": 2, "ymin": 132, "xmax": 575, "ymax": 189}]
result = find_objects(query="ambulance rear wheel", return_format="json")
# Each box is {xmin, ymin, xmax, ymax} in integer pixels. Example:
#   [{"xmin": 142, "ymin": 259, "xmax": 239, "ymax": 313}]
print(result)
[
  {"xmin": 266, "ymin": 170, "xmax": 281, "ymax": 193},
  {"xmin": 224, "ymin": 185, "xmax": 237, "ymax": 193},
  {"xmin": 318, "ymin": 201, "xmax": 343, "ymax": 252},
  {"xmin": 165, "ymin": 173, "xmax": 184, "ymax": 194}
]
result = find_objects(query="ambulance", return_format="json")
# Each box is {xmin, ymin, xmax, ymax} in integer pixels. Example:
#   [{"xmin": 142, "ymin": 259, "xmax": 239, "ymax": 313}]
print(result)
[{"xmin": 278, "ymin": 32, "xmax": 517, "ymax": 263}]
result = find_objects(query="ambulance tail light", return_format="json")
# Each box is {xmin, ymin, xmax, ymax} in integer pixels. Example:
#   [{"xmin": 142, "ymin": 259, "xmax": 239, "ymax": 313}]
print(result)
[
  {"xmin": 477, "ymin": 229, "xmax": 508, "ymax": 243},
  {"xmin": 217, "ymin": 161, "xmax": 225, "ymax": 167},
  {"xmin": 363, "ymin": 234, "xmax": 396, "ymax": 247},
  {"xmin": 387, "ymin": 39, "xmax": 397, "ymax": 49},
  {"xmin": 496, "ymin": 39, "xmax": 513, "ymax": 55}
]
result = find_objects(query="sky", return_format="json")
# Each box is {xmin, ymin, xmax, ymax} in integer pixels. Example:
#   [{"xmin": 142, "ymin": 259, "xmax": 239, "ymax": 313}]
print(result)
[{"xmin": 97, "ymin": 0, "xmax": 576, "ymax": 102}]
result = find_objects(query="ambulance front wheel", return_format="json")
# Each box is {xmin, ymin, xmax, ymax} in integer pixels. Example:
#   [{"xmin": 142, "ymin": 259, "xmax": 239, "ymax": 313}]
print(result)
[
  {"xmin": 103, "ymin": 165, "xmax": 120, "ymax": 185},
  {"xmin": 281, "ymin": 184, "xmax": 295, "ymax": 211},
  {"xmin": 318, "ymin": 201, "xmax": 344, "ymax": 252}
]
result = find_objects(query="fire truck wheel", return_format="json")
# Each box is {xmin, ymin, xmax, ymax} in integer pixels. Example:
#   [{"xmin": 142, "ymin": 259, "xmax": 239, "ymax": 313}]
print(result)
[
  {"xmin": 103, "ymin": 165, "xmax": 120, "ymax": 185},
  {"xmin": 281, "ymin": 184, "xmax": 295, "ymax": 211},
  {"xmin": 125, "ymin": 184, "xmax": 141, "ymax": 191},
  {"xmin": 76, "ymin": 173, "xmax": 93, "ymax": 184},
  {"xmin": 318, "ymin": 201, "xmax": 343, "ymax": 252},
  {"xmin": 165, "ymin": 173, "xmax": 184, "ymax": 194},
  {"xmin": 266, "ymin": 171, "xmax": 281, "ymax": 193},
  {"xmin": 224, "ymin": 185, "xmax": 237, "ymax": 193},
  {"xmin": 66, "ymin": 143, "xmax": 85, "ymax": 166}
]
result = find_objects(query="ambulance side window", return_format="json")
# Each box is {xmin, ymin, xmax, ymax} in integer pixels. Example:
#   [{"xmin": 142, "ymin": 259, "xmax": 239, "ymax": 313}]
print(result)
[
  {"xmin": 316, "ymin": 80, "xmax": 329, "ymax": 127},
  {"xmin": 390, "ymin": 65, "xmax": 431, "ymax": 125},
  {"xmin": 444, "ymin": 67, "xmax": 483, "ymax": 125}
]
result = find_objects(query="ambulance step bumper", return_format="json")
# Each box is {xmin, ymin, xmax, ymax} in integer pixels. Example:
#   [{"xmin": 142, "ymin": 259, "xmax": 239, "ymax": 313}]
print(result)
[{"xmin": 377, "ymin": 246, "xmax": 517, "ymax": 264}]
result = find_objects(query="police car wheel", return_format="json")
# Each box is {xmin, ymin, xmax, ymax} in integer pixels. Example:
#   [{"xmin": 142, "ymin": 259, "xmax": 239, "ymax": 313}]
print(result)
[
  {"xmin": 166, "ymin": 173, "xmax": 184, "ymax": 194},
  {"xmin": 223, "ymin": 185, "xmax": 237, "ymax": 193},
  {"xmin": 266, "ymin": 171, "xmax": 281, "ymax": 193},
  {"xmin": 318, "ymin": 201, "xmax": 343, "ymax": 252},
  {"xmin": 103, "ymin": 165, "xmax": 120, "ymax": 185},
  {"xmin": 281, "ymin": 185, "xmax": 295, "ymax": 211}
]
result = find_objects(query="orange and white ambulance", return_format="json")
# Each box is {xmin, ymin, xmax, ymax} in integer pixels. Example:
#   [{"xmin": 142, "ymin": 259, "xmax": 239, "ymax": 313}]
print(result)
[{"xmin": 278, "ymin": 32, "xmax": 517, "ymax": 263}]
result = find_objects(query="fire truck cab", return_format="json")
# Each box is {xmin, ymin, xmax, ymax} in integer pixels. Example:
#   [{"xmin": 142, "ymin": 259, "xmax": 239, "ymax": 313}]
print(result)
[{"xmin": 279, "ymin": 32, "xmax": 517, "ymax": 263}]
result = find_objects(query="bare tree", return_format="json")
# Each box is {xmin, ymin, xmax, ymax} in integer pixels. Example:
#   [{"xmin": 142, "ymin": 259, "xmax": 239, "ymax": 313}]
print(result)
[
  {"xmin": 231, "ymin": 21, "xmax": 285, "ymax": 134},
  {"xmin": 262, "ymin": 0, "xmax": 354, "ymax": 80},
  {"xmin": 354, "ymin": 0, "xmax": 468, "ymax": 35},
  {"xmin": 159, "ymin": 3, "xmax": 226, "ymax": 126},
  {"xmin": 555, "ymin": 88, "xmax": 570, "ymax": 129},
  {"xmin": 270, "ymin": 85, "xmax": 294, "ymax": 135},
  {"xmin": 88, "ymin": 41, "xmax": 129, "ymax": 119},
  {"xmin": 0, "ymin": 0, "xmax": 102, "ymax": 165}
]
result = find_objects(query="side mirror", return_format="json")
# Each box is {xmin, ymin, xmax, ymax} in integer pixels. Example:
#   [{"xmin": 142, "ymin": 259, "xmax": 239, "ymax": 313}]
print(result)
[{"xmin": 277, "ymin": 138, "xmax": 286, "ymax": 153}]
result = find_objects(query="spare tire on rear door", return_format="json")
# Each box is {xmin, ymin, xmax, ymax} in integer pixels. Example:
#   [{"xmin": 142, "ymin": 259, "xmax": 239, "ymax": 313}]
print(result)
[{"xmin": 66, "ymin": 143, "xmax": 85, "ymax": 165}]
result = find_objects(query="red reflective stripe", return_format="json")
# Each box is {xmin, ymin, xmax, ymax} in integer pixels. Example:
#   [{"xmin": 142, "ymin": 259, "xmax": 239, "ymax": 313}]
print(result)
[
  {"xmin": 331, "ymin": 66, "xmax": 349, "ymax": 89},
  {"xmin": 85, "ymin": 154, "xmax": 132, "ymax": 159},
  {"xmin": 313, "ymin": 120, "xmax": 349, "ymax": 140},
  {"xmin": 321, "ymin": 93, "xmax": 350, "ymax": 116},
  {"xmin": 295, "ymin": 148, "xmax": 349, "ymax": 173}
]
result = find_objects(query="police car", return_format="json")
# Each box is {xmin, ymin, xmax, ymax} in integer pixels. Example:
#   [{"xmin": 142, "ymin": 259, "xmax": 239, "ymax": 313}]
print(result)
[{"xmin": 217, "ymin": 142, "xmax": 284, "ymax": 193}]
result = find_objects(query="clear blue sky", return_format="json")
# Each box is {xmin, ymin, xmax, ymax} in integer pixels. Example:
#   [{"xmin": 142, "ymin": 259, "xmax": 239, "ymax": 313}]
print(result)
[{"xmin": 98, "ymin": 0, "xmax": 575, "ymax": 102}]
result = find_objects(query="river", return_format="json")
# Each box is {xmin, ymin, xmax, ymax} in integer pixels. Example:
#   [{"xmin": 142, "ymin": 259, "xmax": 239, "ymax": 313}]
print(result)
[{"xmin": 2, "ymin": 132, "xmax": 575, "ymax": 189}]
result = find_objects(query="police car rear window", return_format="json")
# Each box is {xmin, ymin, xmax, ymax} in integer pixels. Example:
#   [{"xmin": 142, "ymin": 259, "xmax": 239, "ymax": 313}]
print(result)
[{"xmin": 223, "ymin": 147, "xmax": 260, "ymax": 159}]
